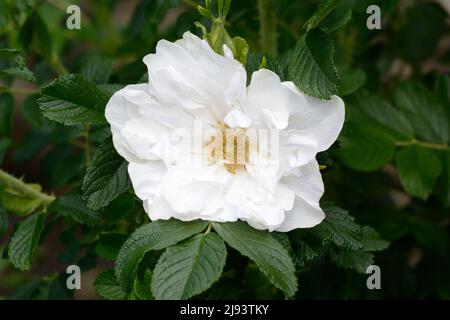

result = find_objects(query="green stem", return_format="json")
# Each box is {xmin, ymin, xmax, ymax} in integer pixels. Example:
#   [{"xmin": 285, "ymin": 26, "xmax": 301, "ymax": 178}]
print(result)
[
  {"xmin": 50, "ymin": 53, "xmax": 68, "ymax": 76},
  {"xmin": 204, "ymin": 223, "xmax": 213, "ymax": 235},
  {"xmin": 0, "ymin": 169, "xmax": 55, "ymax": 206},
  {"xmin": 0, "ymin": 87, "xmax": 39, "ymax": 95},
  {"xmin": 181, "ymin": 0, "xmax": 197, "ymax": 8},
  {"xmin": 258, "ymin": 0, "xmax": 278, "ymax": 56},
  {"xmin": 395, "ymin": 139, "xmax": 450, "ymax": 151}
]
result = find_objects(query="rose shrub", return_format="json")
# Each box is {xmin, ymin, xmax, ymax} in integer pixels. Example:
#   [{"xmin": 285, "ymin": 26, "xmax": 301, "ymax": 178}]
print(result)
[{"xmin": 0, "ymin": 0, "xmax": 449, "ymax": 300}]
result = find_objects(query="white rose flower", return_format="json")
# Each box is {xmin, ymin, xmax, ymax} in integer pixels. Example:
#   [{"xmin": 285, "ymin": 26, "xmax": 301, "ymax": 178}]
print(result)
[{"xmin": 105, "ymin": 32, "xmax": 345, "ymax": 232}]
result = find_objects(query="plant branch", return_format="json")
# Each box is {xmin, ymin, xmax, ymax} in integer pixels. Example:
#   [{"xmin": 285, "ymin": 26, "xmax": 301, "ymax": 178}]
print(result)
[
  {"xmin": 258, "ymin": 0, "xmax": 278, "ymax": 56},
  {"xmin": 395, "ymin": 139, "xmax": 450, "ymax": 151},
  {"xmin": 0, "ymin": 169, "xmax": 55, "ymax": 206}
]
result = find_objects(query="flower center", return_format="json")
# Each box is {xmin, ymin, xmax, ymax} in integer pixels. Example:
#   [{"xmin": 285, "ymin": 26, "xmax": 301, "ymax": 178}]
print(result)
[{"xmin": 205, "ymin": 122, "xmax": 250, "ymax": 174}]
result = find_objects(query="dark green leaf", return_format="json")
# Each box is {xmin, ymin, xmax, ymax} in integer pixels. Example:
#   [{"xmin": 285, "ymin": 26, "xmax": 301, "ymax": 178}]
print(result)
[
  {"xmin": 313, "ymin": 205, "xmax": 362, "ymax": 250},
  {"xmin": 394, "ymin": 81, "xmax": 449, "ymax": 144},
  {"xmin": 212, "ymin": 221, "xmax": 297, "ymax": 297},
  {"xmin": 50, "ymin": 194, "xmax": 101, "ymax": 226},
  {"xmin": 335, "ymin": 122, "xmax": 395, "ymax": 171},
  {"xmin": 151, "ymin": 232, "xmax": 227, "ymax": 300},
  {"xmin": 38, "ymin": 74, "xmax": 109, "ymax": 125},
  {"xmin": 96, "ymin": 233, "xmax": 128, "ymax": 261},
  {"xmin": 331, "ymin": 249, "xmax": 374, "ymax": 274},
  {"xmin": 81, "ymin": 139, "xmax": 131, "ymax": 210},
  {"xmin": 8, "ymin": 212, "xmax": 45, "ymax": 271},
  {"xmin": 80, "ymin": 54, "xmax": 112, "ymax": 84},
  {"xmin": 304, "ymin": 0, "xmax": 340, "ymax": 30},
  {"xmin": 95, "ymin": 270, "xmax": 126, "ymax": 300},
  {"xmin": 288, "ymin": 29, "xmax": 340, "ymax": 99},
  {"xmin": 436, "ymin": 150, "xmax": 450, "ymax": 207},
  {"xmin": 396, "ymin": 145, "xmax": 442, "ymax": 200},
  {"xmin": 360, "ymin": 226, "xmax": 389, "ymax": 252},
  {"xmin": 0, "ymin": 202, "xmax": 7, "ymax": 236},
  {"xmin": 115, "ymin": 219, "xmax": 207, "ymax": 292}
]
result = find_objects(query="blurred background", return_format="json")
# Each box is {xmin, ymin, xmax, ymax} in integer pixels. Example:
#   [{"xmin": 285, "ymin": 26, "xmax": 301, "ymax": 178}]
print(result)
[{"xmin": 1, "ymin": 0, "xmax": 450, "ymax": 299}]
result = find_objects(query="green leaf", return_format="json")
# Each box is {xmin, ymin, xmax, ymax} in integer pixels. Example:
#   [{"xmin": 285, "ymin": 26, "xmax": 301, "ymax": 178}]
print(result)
[
  {"xmin": 394, "ymin": 81, "xmax": 449, "ymax": 144},
  {"xmin": 288, "ymin": 29, "xmax": 340, "ymax": 99},
  {"xmin": 313, "ymin": 205, "xmax": 363, "ymax": 250},
  {"xmin": 81, "ymin": 139, "xmax": 131, "ymax": 210},
  {"xmin": 331, "ymin": 249, "xmax": 374, "ymax": 274},
  {"xmin": 19, "ymin": 13, "xmax": 52, "ymax": 61},
  {"xmin": 134, "ymin": 270, "xmax": 153, "ymax": 300},
  {"xmin": 0, "ymin": 182, "xmax": 44, "ymax": 216},
  {"xmin": 335, "ymin": 122, "xmax": 395, "ymax": 171},
  {"xmin": 320, "ymin": 8, "xmax": 352, "ymax": 32},
  {"xmin": 0, "ymin": 49, "xmax": 35, "ymax": 82},
  {"xmin": 21, "ymin": 94, "xmax": 45, "ymax": 127},
  {"xmin": 0, "ymin": 202, "xmax": 7, "ymax": 236},
  {"xmin": 360, "ymin": 226, "xmax": 389, "ymax": 252},
  {"xmin": 115, "ymin": 219, "xmax": 208, "ymax": 292},
  {"xmin": 96, "ymin": 233, "xmax": 128, "ymax": 261},
  {"xmin": 337, "ymin": 67, "xmax": 366, "ymax": 96},
  {"xmin": 246, "ymin": 53, "xmax": 286, "ymax": 83},
  {"xmin": 346, "ymin": 90, "xmax": 414, "ymax": 139},
  {"xmin": 80, "ymin": 54, "xmax": 112, "ymax": 84},
  {"xmin": 38, "ymin": 74, "xmax": 109, "ymax": 125},
  {"xmin": 151, "ymin": 232, "xmax": 226, "ymax": 300},
  {"xmin": 50, "ymin": 194, "xmax": 101, "ymax": 227},
  {"xmin": 231, "ymin": 36, "xmax": 249, "ymax": 65},
  {"xmin": 212, "ymin": 221, "xmax": 297, "ymax": 297},
  {"xmin": 8, "ymin": 212, "xmax": 45, "ymax": 271},
  {"xmin": 95, "ymin": 270, "xmax": 126, "ymax": 300},
  {"xmin": 396, "ymin": 145, "xmax": 442, "ymax": 200},
  {"xmin": 304, "ymin": 0, "xmax": 340, "ymax": 30},
  {"xmin": 293, "ymin": 235, "xmax": 324, "ymax": 268},
  {"xmin": 0, "ymin": 93, "xmax": 13, "ymax": 137}
]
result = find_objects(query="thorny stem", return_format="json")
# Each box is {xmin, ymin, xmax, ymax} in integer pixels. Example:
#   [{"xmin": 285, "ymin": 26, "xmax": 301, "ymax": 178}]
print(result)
[
  {"xmin": 258, "ymin": 0, "xmax": 278, "ymax": 56},
  {"xmin": 0, "ymin": 169, "xmax": 55, "ymax": 206},
  {"xmin": 395, "ymin": 139, "xmax": 450, "ymax": 151}
]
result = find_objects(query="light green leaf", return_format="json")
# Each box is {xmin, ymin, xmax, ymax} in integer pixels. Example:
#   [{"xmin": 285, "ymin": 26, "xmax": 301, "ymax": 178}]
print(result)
[
  {"xmin": 360, "ymin": 226, "xmax": 389, "ymax": 252},
  {"xmin": 8, "ymin": 212, "xmax": 45, "ymax": 271},
  {"xmin": 81, "ymin": 139, "xmax": 131, "ymax": 210},
  {"xmin": 0, "ymin": 182, "xmax": 44, "ymax": 216},
  {"xmin": 304, "ymin": 0, "xmax": 341, "ymax": 31},
  {"xmin": 38, "ymin": 74, "xmax": 109, "ymax": 125},
  {"xmin": 151, "ymin": 232, "xmax": 226, "ymax": 300},
  {"xmin": 95, "ymin": 270, "xmax": 126, "ymax": 300},
  {"xmin": 394, "ymin": 81, "xmax": 449, "ymax": 144},
  {"xmin": 212, "ymin": 221, "xmax": 297, "ymax": 297},
  {"xmin": 288, "ymin": 29, "xmax": 340, "ymax": 99},
  {"xmin": 313, "ymin": 205, "xmax": 363, "ymax": 250},
  {"xmin": 115, "ymin": 220, "xmax": 208, "ymax": 292},
  {"xmin": 396, "ymin": 145, "xmax": 442, "ymax": 200},
  {"xmin": 50, "ymin": 194, "xmax": 101, "ymax": 226}
]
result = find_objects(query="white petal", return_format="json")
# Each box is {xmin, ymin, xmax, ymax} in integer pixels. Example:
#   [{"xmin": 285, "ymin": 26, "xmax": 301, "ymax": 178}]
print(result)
[
  {"xmin": 283, "ymin": 82, "xmax": 345, "ymax": 151},
  {"xmin": 281, "ymin": 160, "xmax": 324, "ymax": 207},
  {"xmin": 280, "ymin": 130, "xmax": 319, "ymax": 167},
  {"xmin": 246, "ymin": 69, "xmax": 307, "ymax": 129},
  {"xmin": 128, "ymin": 162, "xmax": 166, "ymax": 201},
  {"xmin": 143, "ymin": 32, "xmax": 247, "ymax": 121},
  {"xmin": 275, "ymin": 197, "xmax": 325, "ymax": 231},
  {"xmin": 224, "ymin": 109, "xmax": 251, "ymax": 128}
]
